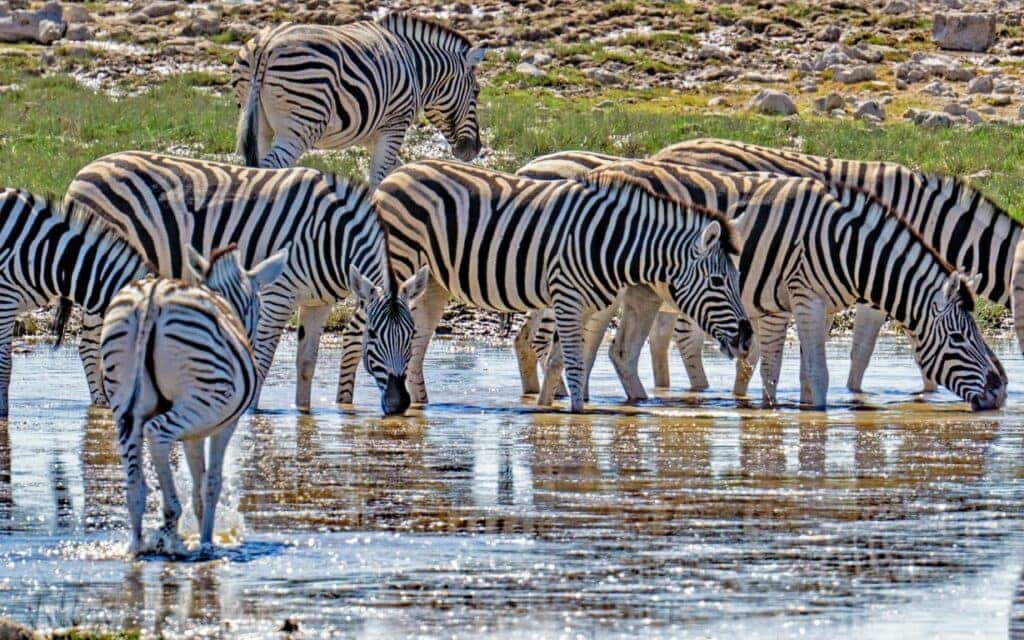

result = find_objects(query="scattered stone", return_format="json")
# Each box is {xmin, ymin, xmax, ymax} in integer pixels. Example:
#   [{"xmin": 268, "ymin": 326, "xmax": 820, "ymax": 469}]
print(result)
[
  {"xmin": 816, "ymin": 24, "xmax": 841, "ymax": 42},
  {"xmin": 584, "ymin": 67, "xmax": 621, "ymax": 85},
  {"xmin": 708, "ymin": 96, "xmax": 727, "ymax": 107},
  {"xmin": 743, "ymin": 71, "xmax": 787, "ymax": 83},
  {"xmin": 1018, "ymin": 104, "xmax": 1024, "ymax": 120},
  {"xmin": 181, "ymin": 10, "xmax": 220, "ymax": 37},
  {"xmin": 531, "ymin": 52, "xmax": 552, "ymax": 66},
  {"xmin": 63, "ymin": 23, "xmax": 92, "ymax": 41},
  {"xmin": 814, "ymin": 92, "xmax": 846, "ymax": 113},
  {"xmin": 734, "ymin": 37, "xmax": 761, "ymax": 52},
  {"xmin": 914, "ymin": 110, "xmax": 954, "ymax": 127},
  {"xmin": 748, "ymin": 89, "xmax": 797, "ymax": 116},
  {"xmin": 765, "ymin": 23, "xmax": 794, "ymax": 38},
  {"xmin": 833, "ymin": 65, "xmax": 876, "ymax": 83},
  {"xmin": 967, "ymin": 75, "xmax": 993, "ymax": 94},
  {"xmin": 943, "ymin": 102, "xmax": 968, "ymax": 116},
  {"xmin": 964, "ymin": 109, "xmax": 983, "ymax": 124},
  {"xmin": 921, "ymin": 79, "xmax": 953, "ymax": 96},
  {"xmin": 0, "ymin": 2, "xmax": 65, "ymax": 44},
  {"xmin": 854, "ymin": 100, "xmax": 885, "ymax": 120},
  {"xmin": 932, "ymin": 12, "xmax": 996, "ymax": 52},
  {"xmin": 595, "ymin": 99, "xmax": 613, "ymax": 108},
  {"xmin": 883, "ymin": 0, "xmax": 913, "ymax": 14},
  {"xmin": 142, "ymin": 1, "xmax": 181, "ymax": 19},
  {"xmin": 62, "ymin": 5, "xmax": 90, "ymax": 23},
  {"xmin": 127, "ymin": 12, "xmax": 149, "ymax": 24},
  {"xmin": 895, "ymin": 61, "xmax": 927, "ymax": 83},
  {"xmin": 987, "ymin": 94, "xmax": 1012, "ymax": 106},
  {"xmin": 698, "ymin": 45, "xmax": 732, "ymax": 61},
  {"xmin": 514, "ymin": 62, "xmax": 545, "ymax": 78}
]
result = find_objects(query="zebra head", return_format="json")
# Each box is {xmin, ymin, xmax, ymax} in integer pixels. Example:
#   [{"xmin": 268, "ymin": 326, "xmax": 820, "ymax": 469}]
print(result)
[
  {"xmin": 423, "ymin": 47, "xmax": 485, "ymax": 162},
  {"xmin": 669, "ymin": 220, "xmax": 752, "ymax": 360},
  {"xmin": 914, "ymin": 272, "xmax": 1006, "ymax": 411},
  {"xmin": 186, "ymin": 245, "xmax": 290, "ymax": 343},
  {"xmin": 349, "ymin": 264, "xmax": 431, "ymax": 416}
]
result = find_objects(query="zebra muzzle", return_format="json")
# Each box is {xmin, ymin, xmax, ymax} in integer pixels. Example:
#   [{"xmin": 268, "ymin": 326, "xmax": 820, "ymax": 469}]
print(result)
[{"xmin": 382, "ymin": 373, "xmax": 411, "ymax": 416}]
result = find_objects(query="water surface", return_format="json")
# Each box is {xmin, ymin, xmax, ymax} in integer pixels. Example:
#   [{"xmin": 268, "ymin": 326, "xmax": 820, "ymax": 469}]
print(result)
[{"xmin": 1, "ymin": 335, "xmax": 1022, "ymax": 639}]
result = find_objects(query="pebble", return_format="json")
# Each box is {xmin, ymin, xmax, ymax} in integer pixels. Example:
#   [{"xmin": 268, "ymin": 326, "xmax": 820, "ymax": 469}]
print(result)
[{"xmin": 748, "ymin": 89, "xmax": 797, "ymax": 116}]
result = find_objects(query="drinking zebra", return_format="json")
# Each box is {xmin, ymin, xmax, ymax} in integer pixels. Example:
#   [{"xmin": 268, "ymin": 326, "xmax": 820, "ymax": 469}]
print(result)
[
  {"xmin": 650, "ymin": 138, "xmax": 1021, "ymax": 392},
  {"xmin": 65, "ymin": 152, "xmax": 429, "ymax": 416},
  {"xmin": 232, "ymin": 13, "xmax": 485, "ymax": 187},
  {"xmin": 337, "ymin": 159, "xmax": 751, "ymax": 413},
  {"xmin": 101, "ymin": 246, "xmax": 286, "ymax": 555},
  {"xmin": 0, "ymin": 189, "xmax": 149, "ymax": 417},
  {"xmin": 517, "ymin": 157, "xmax": 1006, "ymax": 410}
]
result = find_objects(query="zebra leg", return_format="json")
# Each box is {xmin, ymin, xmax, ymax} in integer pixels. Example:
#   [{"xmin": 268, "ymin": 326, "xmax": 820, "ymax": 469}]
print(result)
[
  {"xmin": 648, "ymin": 312, "xmax": 674, "ymax": 389},
  {"xmin": 733, "ymin": 319, "xmax": 762, "ymax": 397},
  {"xmin": 847, "ymin": 304, "xmax": 885, "ymax": 393},
  {"xmin": 183, "ymin": 438, "xmax": 205, "ymax": 527},
  {"xmin": 260, "ymin": 121, "xmax": 324, "ymax": 169},
  {"xmin": 295, "ymin": 303, "xmax": 331, "ymax": 412},
  {"xmin": 793, "ymin": 296, "xmax": 830, "ymax": 410},
  {"xmin": 757, "ymin": 313, "xmax": 790, "ymax": 408},
  {"xmin": 408, "ymin": 277, "xmax": 449, "ymax": 405},
  {"xmin": 142, "ymin": 415, "xmax": 187, "ymax": 555},
  {"xmin": 515, "ymin": 312, "xmax": 541, "ymax": 395},
  {"xmin": 581, "ymin": 303, "xmax": 615, "ymax": 401},
  {"xmin": 80, "ymin": 312, "xmax": 109, "ymax": 407},
  {"xmin": 671, "ymin": 314, "xmax": 711, "ymax": 392},
  {"xmin": 336, "ymin": 306, "xmax": 365, "ymax": 405},
  {"xmin": 115, "ymin": 410, "xmax": 146, "ymax": 555},
  {"xmin": 537, "ymin": 339, "xmax": 565, "ymax": 407},
  {"xmin": 609, "ymin": 287, "xmax": 661, "ymax": 399},
  {"xmin": 552, "ymin": 298, "xmax": 589, "ymax": 413},
  {"xmin": 368, "ymin": 127, "xmax": 408, "ymax": 190},
  {"xmin": 200, "ymin": 422, "xmax": 238, "ymax": 548},
  {"xmin": 0, "ymin": 309, "xmax": 15, "ymax": 417}
]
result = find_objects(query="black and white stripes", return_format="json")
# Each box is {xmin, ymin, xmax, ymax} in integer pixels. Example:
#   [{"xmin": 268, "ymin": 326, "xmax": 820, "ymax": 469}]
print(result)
[{"xmin": 232, "ymin": 13, "xmax": 484, "ymax": 187}]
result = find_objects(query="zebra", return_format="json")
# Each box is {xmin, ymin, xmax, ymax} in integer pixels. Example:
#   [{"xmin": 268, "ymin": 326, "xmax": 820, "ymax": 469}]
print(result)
[
  {"xmin": 339, "ymin": 159, "xmax": 752, "ymax": 413},
  {"xmin": 517, "ymin": 157, "xmax": 1006, "ymax": 410},
  {"xmin": 232, "ymin": 13, "xmax": 485, "ymax": 187},
  {"xmin": 65, "ymin": 152, "xmax": 429, "ymax": 416},
  {"xmin": 649, "ymin": 138, "xmax": 1022, "ymax": 393},
  {"xmin": 0, "ymin": 189, "xmax": 149, "ymax": 417},
  {"xmin": 100, "ymin": 245, "xmax": 287, "ymax": 556}
]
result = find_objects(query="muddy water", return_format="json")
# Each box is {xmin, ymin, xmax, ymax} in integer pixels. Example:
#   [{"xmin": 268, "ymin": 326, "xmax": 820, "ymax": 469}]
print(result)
[{"xmin": 0, "ymin": 336, "xmax": 1022, "ymax": 639}]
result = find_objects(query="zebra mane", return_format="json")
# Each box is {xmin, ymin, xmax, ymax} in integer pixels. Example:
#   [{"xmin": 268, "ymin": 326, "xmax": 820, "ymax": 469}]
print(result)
[
  {"xmin": 327, "ymin": 172, "xmax": 401, "ymax": 295},
  {"xmin": 51, "ymin": 196, "xmax": 134, "ymax": 256},
  {"xmin": 208, "ymin": 243, "xmax": 240, "ymax": 267},
  {"xmin": 581, "ymin": 162, "xmax": 742, "ymax": 256},
  {"xmin": 378, "ymin": 12, "xmax": 472, "ymax": 53},
  {"xmin": 828, "ymin": 178, "xmax": 976, "ymax": 308}
]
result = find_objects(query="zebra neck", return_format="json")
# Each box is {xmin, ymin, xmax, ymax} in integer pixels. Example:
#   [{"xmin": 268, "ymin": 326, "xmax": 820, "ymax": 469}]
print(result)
[{"xmin": 51, "ymin": 227, "xmax": 147, "ymax": 314}]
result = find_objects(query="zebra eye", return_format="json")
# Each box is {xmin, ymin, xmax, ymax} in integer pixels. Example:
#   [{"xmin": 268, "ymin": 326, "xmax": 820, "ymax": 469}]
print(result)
[
  {"xmin": 709, "ymin": 275, "xmax": 726, "ymax": 287},
  {"xmin": 366, "ymin": 328, "xmax": 378, "ymax": 340},
  {"xmin": 950, "ymin": 332, "xmax": 965, "ymax": 342}
]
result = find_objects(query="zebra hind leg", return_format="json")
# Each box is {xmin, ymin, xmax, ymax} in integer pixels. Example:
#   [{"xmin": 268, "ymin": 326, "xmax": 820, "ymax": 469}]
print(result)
[
  {"xmin": 368, "ymin": 127, "xmax": 409, "ymax": 190},
  {"xmin": 648, "ymin": 311, "xmax": 677, "ymax": 389},
  {"xmin": 793, "ymin": 296, "xmax": 830, "ymax": 409},
  {"xmin": 115, "ymin": 408, "xmax": 147, "ymax": 556},
  {"xmin": 183, "ymin": 438, "xmax": 205, "ymax": 527},
  {"xmin": 199, "ymin": 421, "xmax": 239, "ymax": 550},
  {"xmin": 295, "ymin": 303, "xmax": 332, "ymax": 412},
  {"xmin": 581, "ymin": 303, "xmax": 616, "ymax": 401},
  {"xmin": 757, "ymin": 313, "xmax": 790, "ymax": 408},
  {"xmin": 336, "ymin": 306, "xmax": 365, "ymax": 405},
  {"xmin": 551, "ymin": 299, "xmax": 588, "ymax": 413},
  {"xmin": 407, "ymin": 276, "xmax": 449, "ymax": 405},
  {"xmin": 0, "ymin": 308, "xmax": 16, "ymax": 417},
  {"xmin": 515, "ymin": 312, "xmax": 542, "ymax": 395},
  {"xmin": 80, "ymin": 312, "xmax": 109, "ymax": 407},
  {"xmin": 142, "ymin": 413, "xmax": 188, "ymax": 556},
  {"xmin": 847, "ymin": 304, "xmax": 885, "ymax": 393},
  {"xmin": 608, "ymin": 287, "xmax": 661, "ymax": 400}
]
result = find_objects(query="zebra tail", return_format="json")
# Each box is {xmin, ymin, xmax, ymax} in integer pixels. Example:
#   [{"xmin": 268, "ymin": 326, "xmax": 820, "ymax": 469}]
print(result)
[
  {"xmin": 110, "ymin": 293, "xmax": 157, "ymax": 416},
  {"xmin": 236, "ymin": 70, "xmax": 264, "ymax": 167},
  {"xmin": 51, "ymin": 297, "xmax": 74, "ymax": 349}
]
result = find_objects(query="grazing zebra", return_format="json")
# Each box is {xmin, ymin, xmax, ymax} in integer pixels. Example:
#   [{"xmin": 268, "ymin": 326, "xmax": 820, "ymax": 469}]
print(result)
[
  {"xmin": 65, "ymin": 152, "xmax": 429, "ymax": 416},
  {"xmin": 101, "ymin": 246, "xmax": 287, "ymax": 555},
  {"xmin": 232, "ymin": 13, "xmax": 485, "ymax": 187},
  {"xmin": 650, "ymin": 138, "xmax": 1022, "ymax": 392},
  {"xmin": 517, "ymin": 157, "xmax": 1006, "ymax": 410},
  {"xmin": 0, "ymin": 189, "xmax": 149, "ymax": 416},
  {"xmin": 343, "ymin": 159, "xmax": 751, "ymax": 413}
]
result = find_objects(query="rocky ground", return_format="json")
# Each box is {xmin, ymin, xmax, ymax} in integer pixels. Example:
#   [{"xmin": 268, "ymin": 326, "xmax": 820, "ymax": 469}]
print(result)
[{"xmin": 2, "ymin": 0, "xmax": 1023, "ymax": 127}]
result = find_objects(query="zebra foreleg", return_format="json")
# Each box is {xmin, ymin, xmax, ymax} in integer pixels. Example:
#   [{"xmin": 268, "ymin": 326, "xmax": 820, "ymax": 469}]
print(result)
[
  {"xmin": 200, "ymin": 421, "xmax": 238, "ymax": 549},
  {"xmin": 908, "ymin": 327, "xmax": 938, "ymax": 393},
  {"xmin": 183, "ymin": 438, "xmax": 205, "ymax": 527},
  {"xmin": 847, "ymin": 304, "xmax": 885, "ymax": 393},
  {"xmin": 552, "ymin": 298, "xmax": 589, "ymax": 413},
  {"xmin": 733, "ymin": 318, "xmax": 762, "ymax": 397},
  {"xmin": 648, "ymin": 312, "xmax": 675, "ymax": 389},
  {"xmin": 757, "ymin": 313, "xmax": 790, "ymax": 408},
  {"xmin": 671, "ymin": 314, "xmax": 712, "ymax": 392},
  {"xmin": 793, "ymin": 296, "xmax": 830, "ymax": 409},
  {"xmin": 295, "ymin": 303, "xmax": 332, "ymax": 412},
  {"xmin": 515, "ymin": 312, "xmax": 542, "ymax": 395},
  {"xmin": 537, "ymin": 338, "xmax": 565, "ymax": 407},
  {"xmin": 0, "ymin": 308, "xmax": 16, "ymax": 417},
  {"xmin": 608, "ymin": 286, "xmax": 661, "ymax": 400},
  {"xmin": 368, "ymin": 126, "xmax": 409, "ymax": 190},
  {"xmin": 336, "ymin": 306, "xmax": 365, "ymax": 405},
  {"xmin": 79, "ymin": 312, "xmax": 109, "ymax": 407},
  {"xmin": 407, "ymin": 277, "xmax": 449, "ymax": 405}
]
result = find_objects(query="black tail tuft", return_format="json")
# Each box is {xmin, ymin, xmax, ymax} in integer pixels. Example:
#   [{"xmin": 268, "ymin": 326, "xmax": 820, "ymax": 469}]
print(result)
[
  {"xmin": 51, "ymin": 297, "xmax": 73, "ymax": 349},
  {"xmin": 237, "ymin": 83, "xmax": 262, "ymax": 167}
]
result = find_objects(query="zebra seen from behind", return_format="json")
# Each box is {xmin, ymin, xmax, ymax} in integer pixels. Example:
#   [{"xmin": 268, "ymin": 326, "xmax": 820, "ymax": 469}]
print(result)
[
  {"xmin": 517, "ymin": 156, "xmax": 1006, "ymax": 411},
  {"xmin": 65, "ymin": 152, "xmax": 429, "ymax": 416},
  {"xmin": 342, "ymin": 159, "xmax": 752, "ymax": 413},
  {"xmin": 0, "ymin": 189, "xmax": 150, "ymax": 416},
  {"xmin": 232, "ymin": 13, "xmax": 485, "ymax": 187},
  {"xmin": 101, "ymin": 245, "xmax": 287, "ymax": 556},
  {"xmin": 651, "ymin": 138, "xmax": 1021, "ymax": 393}
]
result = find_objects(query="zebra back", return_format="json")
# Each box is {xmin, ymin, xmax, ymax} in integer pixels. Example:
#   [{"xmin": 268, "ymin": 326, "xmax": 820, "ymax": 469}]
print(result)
[{"xmin": 653, "ymin": 138, "xmax": 1021, "ymax": 307}]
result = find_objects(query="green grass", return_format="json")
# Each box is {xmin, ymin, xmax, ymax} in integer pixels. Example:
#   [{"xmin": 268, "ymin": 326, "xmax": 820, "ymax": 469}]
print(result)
[{"xmin": 1, "ymin": 54, "xmax": 1024, "ymax": 223}]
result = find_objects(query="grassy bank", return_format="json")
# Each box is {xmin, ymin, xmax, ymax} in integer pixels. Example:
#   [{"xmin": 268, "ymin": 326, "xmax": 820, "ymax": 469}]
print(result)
[{"xmin": 0, "ymin": 57, "xmax": 1019, "ymax": 329}]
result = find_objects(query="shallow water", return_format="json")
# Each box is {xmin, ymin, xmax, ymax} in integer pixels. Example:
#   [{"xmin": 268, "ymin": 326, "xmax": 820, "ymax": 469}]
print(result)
[{"xmin": 1, "ymin": 335, "xmax": 1023, "ymax": 639}]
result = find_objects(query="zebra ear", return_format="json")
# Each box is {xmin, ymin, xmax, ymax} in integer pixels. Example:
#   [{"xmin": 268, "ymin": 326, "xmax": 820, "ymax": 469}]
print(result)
[
  {"xmin": 399, "ymin": 265, "xmax": 431, "ymax": 304},
  {"xmin": 466, "ymin": 47, "xmax": 486, "ymax": 67},
  {"xmin": 699, "ymin": 220, "xmax": 722, "ymax": 254},
  {"xmin": 185, "ymin": 246, "xmax": 209, "ymax": 284},
  {"xmin": 247, "ymin": 249, "xmax": 289, "ymax": 288},
  {"xmin": 941, "ymin": 272, "xmax": 960, "ymax": 301},
  {"xmin": 349, "ymin": 264, "xmax": 382, "ymax": 306}
]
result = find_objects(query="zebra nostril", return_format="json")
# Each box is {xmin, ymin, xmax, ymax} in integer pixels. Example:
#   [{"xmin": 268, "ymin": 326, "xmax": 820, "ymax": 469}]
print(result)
[{"xmin": 986, "ymin": 370, "xmax": 1002, "ymax": 391}]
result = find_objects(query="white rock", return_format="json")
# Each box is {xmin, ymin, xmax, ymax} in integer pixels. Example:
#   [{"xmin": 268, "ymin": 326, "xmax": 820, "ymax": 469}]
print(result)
[
  {"xmin": 814, "ymin": 92, "xmax": 845, "ymax": 112},
  {"xmin": 748, "ymin": 90, "xmax": 797, "ymax": 116},
  {"xmin": 515, "ymin": 62, "xmax": 546, "ymax": 78},
  {"xmin": 854, "ymin": 100, "xmax": 885, "ymax": 120},
  {"xmin": 883, "ymin": 0, "xmax": 913, "ymax": 14},
  {"xmin": 143, "ymin": 2, "xmax": 181, "ymax": 19},
  {"xmin": 833, "ymin": 65, "xmax": 876, "ymax": 84},
  {"xmin": 63, "ymin": 4, "xmax": 90, "ymax": 23},
  {"xmin": 943, "ymin": 102, "xmax": 967, "ymax": 116},
  {"xmin": 967, "ymin": 75, "xmax": 993, "ymax": 94},
  {"xmin": 932, "ymin": 12, "xmax": 996, "ymax": 52}
]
